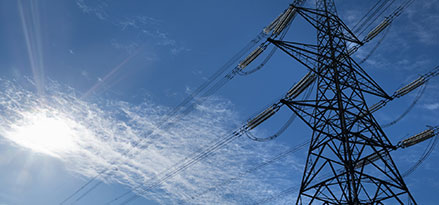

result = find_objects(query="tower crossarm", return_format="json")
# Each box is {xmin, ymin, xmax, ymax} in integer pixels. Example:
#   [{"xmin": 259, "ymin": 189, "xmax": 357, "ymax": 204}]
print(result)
[
  {"xmin": 270, "ymin": 38, "xmax": 390, "ymax": 99},
  {"xmin": 242, "ymin": 2, "xmax": 435, "ymax": 144},
  {"xmin": 273, "ymin": 1, "xmax": 419, "ymax": 204},
  {"xmin": 293, "ymin": 6, "xmax": 363, "ymax": 45},
  {"xmin": 356, "ymin": 65, "xmax": 439, "ymax": 120}
]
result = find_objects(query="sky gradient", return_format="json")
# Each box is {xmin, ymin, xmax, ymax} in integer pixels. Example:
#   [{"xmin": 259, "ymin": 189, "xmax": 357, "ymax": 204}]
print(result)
[{"xmin": 0, "ymin": 0, "xmax": 438, "ymax": 204}]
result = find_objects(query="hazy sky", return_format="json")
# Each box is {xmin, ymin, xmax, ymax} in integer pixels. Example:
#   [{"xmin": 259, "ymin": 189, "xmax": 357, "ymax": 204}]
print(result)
[{"xmin": 0, "ymin": 0, "xmax": 438, "ymax": 204}]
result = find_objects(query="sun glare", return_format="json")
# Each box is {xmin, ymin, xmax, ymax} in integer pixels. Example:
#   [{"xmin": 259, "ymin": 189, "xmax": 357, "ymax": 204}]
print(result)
[{"xmin": 5, "ymin": 109, "xmax": 79, "ymax": 158}]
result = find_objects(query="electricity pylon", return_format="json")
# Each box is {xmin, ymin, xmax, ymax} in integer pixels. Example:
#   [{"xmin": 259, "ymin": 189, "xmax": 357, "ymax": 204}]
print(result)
[{"xmin": 269, "ymin": 0, "xmax": 416, "ymax": 204}]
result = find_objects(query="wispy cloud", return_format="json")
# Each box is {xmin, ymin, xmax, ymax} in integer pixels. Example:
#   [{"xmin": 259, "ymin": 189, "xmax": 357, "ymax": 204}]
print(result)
[
  {"xmin": 407, "ymin": 15, "xmax": 439, "ymax": 46},
  {"xmin": 75, "ymin": 0, "xmax": 190, "ymax": 56},
  {"xmin": 119, "ymin": 16, "xmax": 162, "ymax": 31},
  {"xmin": 423, "ymin": 103, "xmax": 439, "ymax": 111},
  {"xmin": 76, "ymin": 0, "xmax": 109, "ymax": 20},
  {"xmin": 406, "ymin": 0, "xmax": 439, "ymax": 44},
  {"xmin": 0, "ymin": 79, "xmax": 302, "ymax": 204}
]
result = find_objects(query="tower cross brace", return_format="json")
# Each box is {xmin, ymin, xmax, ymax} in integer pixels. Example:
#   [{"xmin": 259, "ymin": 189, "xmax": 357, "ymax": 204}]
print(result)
[{"xmin": 271, "ymin": 0, "xmax": 417, "ymax": 204}]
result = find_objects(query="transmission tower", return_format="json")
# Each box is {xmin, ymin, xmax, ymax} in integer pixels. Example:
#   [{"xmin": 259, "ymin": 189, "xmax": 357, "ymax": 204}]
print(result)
[{"xmin": 268, "ymin": 0, "xmax": 416, "ymax": 204}]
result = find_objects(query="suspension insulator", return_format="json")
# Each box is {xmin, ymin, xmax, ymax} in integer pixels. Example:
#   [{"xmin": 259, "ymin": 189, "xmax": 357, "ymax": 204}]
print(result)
[
  {"xmin": 265, "ymin": 0, "xmax": 306, "ymax": 34},
  {"xmin": 364, "ymin": 18, "xmax": 390, "ymax": 42},
  {"xmin": 394, "ymin": 76, "xmax": 426, "ymax": 98},
  {"xmin": 238, "ymin": 46, "xmax": 265, "ymax": 69},
  {"xmin": 399, "ymin": 129, "xmax": 436, "ymax": 148},
  {"xmin": 247, "ymin": 106, "xmax": 278, "ymax": 130},
  {"xmin": 263, "ymin": 13, "xmax": 283, "ymax": 34},
  {"xmin": 273, "ymin": 6, "xmax": 297, "ymax": 35},
  {"xmin": 286, "ymin": 72, "xmax": 316, "ymax": 99}
]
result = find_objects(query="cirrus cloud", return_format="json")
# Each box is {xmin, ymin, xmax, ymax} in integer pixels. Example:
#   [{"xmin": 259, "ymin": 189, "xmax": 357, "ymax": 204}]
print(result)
[{"xmin": 0, "ymin": 78, "xmax": 303, "ymax": 204}]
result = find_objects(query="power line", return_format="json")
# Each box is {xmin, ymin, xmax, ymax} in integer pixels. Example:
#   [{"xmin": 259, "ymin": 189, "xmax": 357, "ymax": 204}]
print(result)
[
  {"xmin": 272, "ymin": 0, "xmax": 417, "ymax": 202},
  {"xmin": 60, "ymin": 16, "xmax": 277, "ymax": 205},
  {"xmin": 253, "ymin": 127, "xmax": 439, "ymax": 204},
  {"xmin": 382, "ymin": 83, "xmax": 427, "ymax": 128},
  {"xmin": 190, "ymin": 140, "xmax": 310, "ymax": 202},
  {"xmin": 106, "ymin": 1, "xmax": 422, "ymax": 203},
  {"xmin": 62, "ymin": 0, "xmax": 425, "ymax": 204},
  {"xmin": 199, "ymin": 66, "xmax": 436, "ymax": 203}
]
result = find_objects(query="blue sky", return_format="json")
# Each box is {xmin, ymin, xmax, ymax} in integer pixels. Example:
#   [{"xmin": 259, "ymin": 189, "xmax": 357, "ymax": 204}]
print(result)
[{"xmin": 0, "ymin": 0, "xmax": 438, "ymax": 204}]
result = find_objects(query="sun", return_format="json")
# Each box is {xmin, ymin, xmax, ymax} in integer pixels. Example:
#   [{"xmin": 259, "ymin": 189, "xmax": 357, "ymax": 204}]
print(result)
[{"xmin": 5, "ymin": 109, "xmax": 79, "ymax": 158}]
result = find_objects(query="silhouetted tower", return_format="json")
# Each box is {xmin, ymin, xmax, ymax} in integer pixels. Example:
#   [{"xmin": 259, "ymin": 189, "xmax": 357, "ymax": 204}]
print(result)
[{"xmin": 270, "ymin": 0, "xmax": 416, "ymax": 204}]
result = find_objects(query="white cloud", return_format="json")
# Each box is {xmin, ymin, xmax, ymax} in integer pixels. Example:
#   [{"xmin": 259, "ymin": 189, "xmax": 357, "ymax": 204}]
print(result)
[
  {"xmin": 75, "ymin": 0, "xmax": 190, "ymax": 56},
  {"xmin": 110, "ymin": 39, "xmax": 140, "ymax": 54},
  {"xmin": 171, "ymin": 47, "xmax": 191, "ymax": 55},
  {"xmin": 76, "ymin": 0, "xmax": 109, "ymax": 20},
  {"xmin": 80, "ymin": 70, "xmax": 88, "ymax": 78},
  {"xmin": 424, "ymin": 103, "xmax": 439, "ymax": 110},
  {"xmin": 119, "ymin": 16, "xmax": 162, "ymax": 31},
  {"xmin": 0, "ymin": 79, "xmax": 303, "ymax": 204},
  {"xmin": 403, "ymin": 0, "xmax": 439, "ymax": 45}
]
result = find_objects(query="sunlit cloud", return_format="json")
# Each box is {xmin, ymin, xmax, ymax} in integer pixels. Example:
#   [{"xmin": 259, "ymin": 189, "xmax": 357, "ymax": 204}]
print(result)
[
  {"xmin": 4, "ymin": 109, "xmax": 81, "ymax": 158},
  {"xmin": 0, "ymin": 79, "xmax": 302, "ymax": 204}
]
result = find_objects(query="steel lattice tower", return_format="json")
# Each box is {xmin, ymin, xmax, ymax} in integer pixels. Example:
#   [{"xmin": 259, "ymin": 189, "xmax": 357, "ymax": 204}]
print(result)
[{"xmin": 269, "ymin": 0, "xmax": 416, "ymax": 204}]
